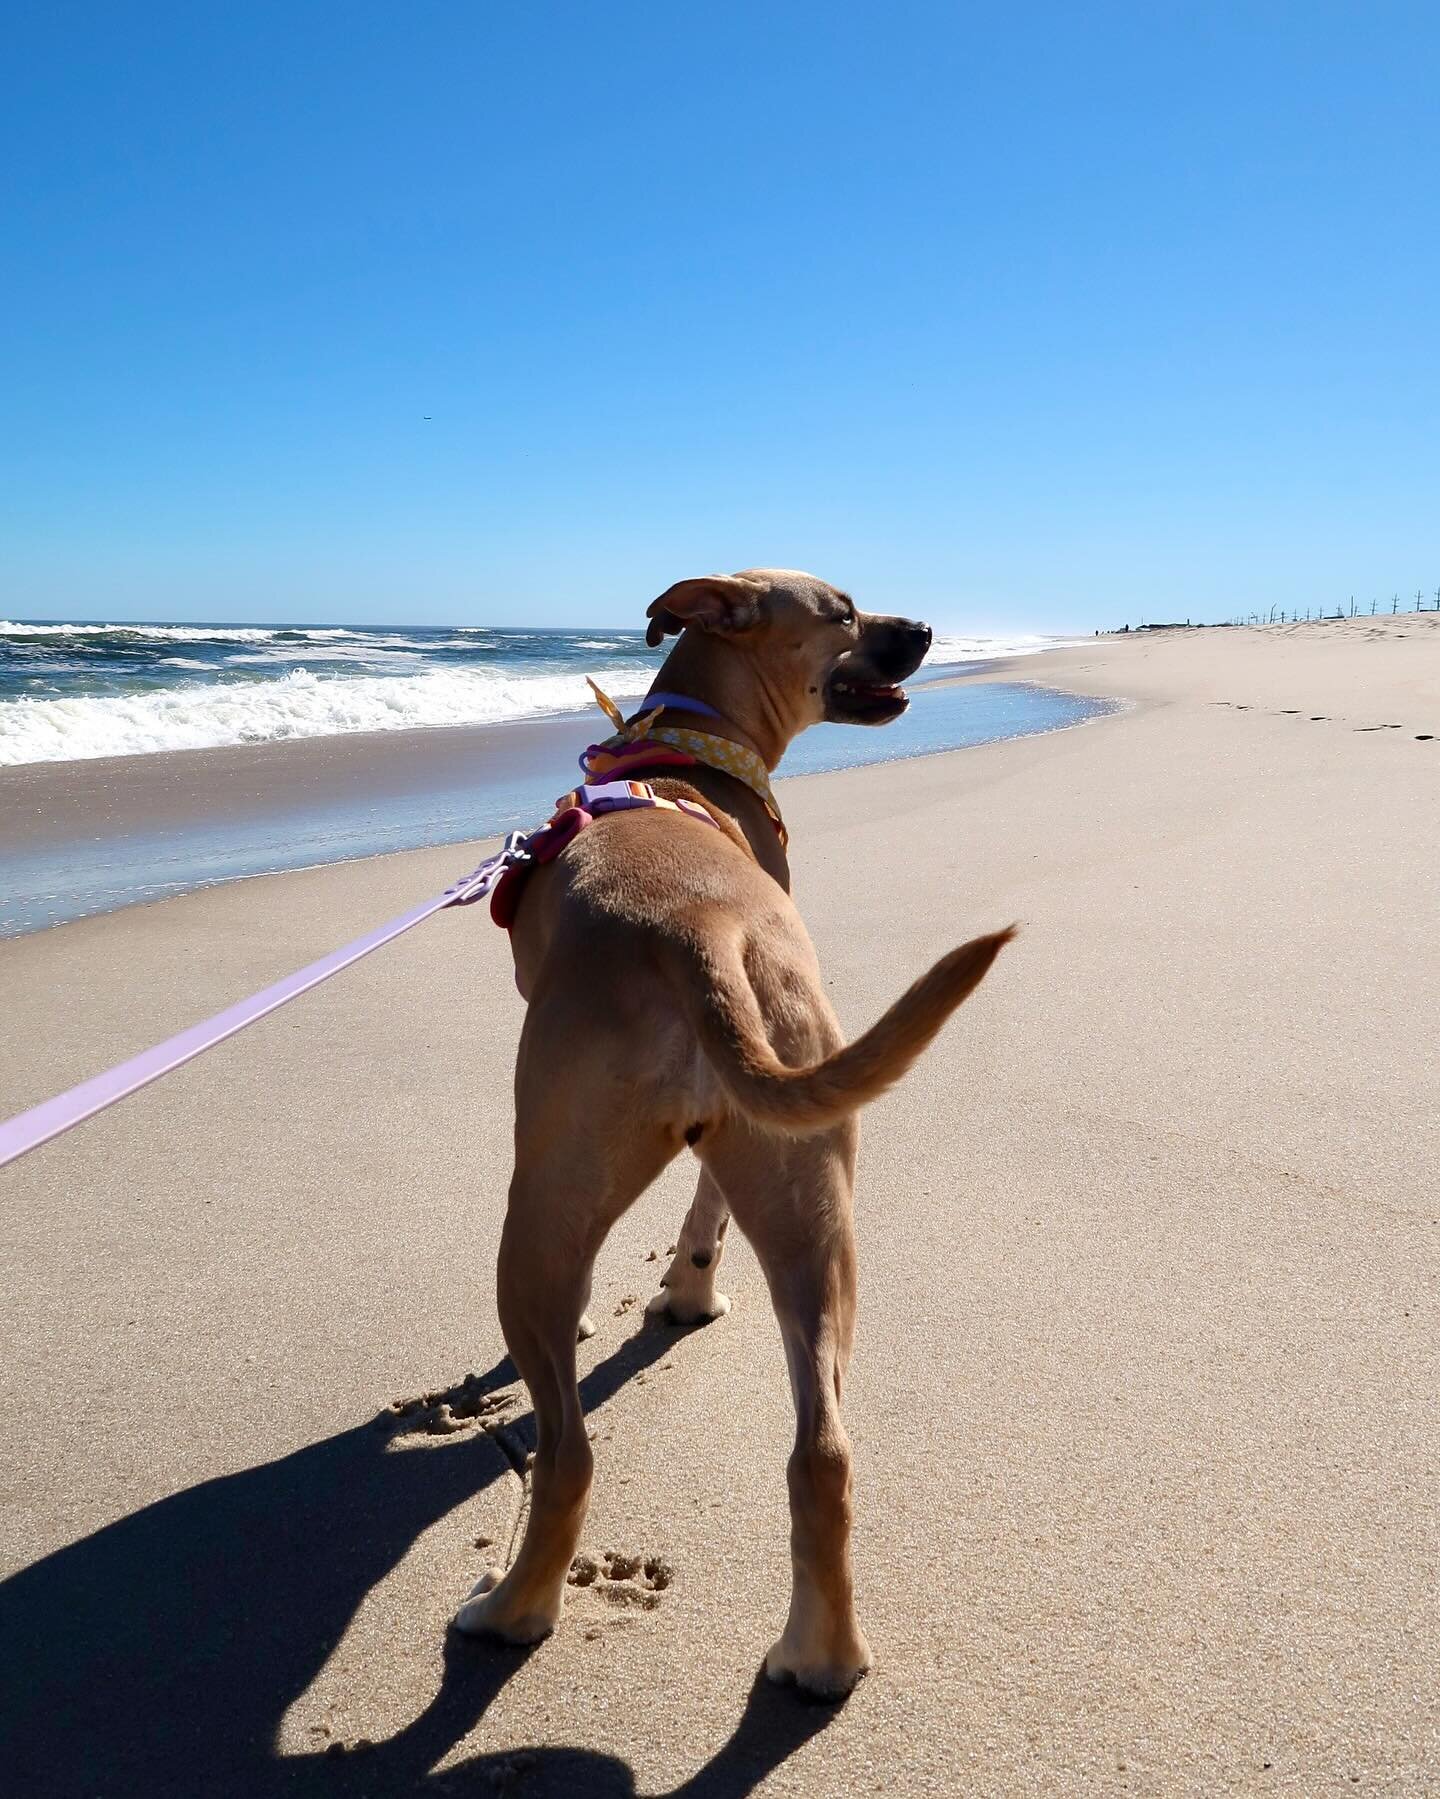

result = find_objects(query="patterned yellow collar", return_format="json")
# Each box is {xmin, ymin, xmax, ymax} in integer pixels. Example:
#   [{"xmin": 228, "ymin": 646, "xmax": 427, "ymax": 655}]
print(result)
[{"xmin": 585, "ymin": 681, "xmax": 787, "ymax": 846}]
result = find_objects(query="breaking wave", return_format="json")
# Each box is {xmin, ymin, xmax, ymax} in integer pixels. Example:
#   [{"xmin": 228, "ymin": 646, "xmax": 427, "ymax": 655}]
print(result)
[
  {"xmin": 0, "ymin": 617, "xmax": 1065, "ymax": 767},
  {"xmin": 927, "ymin": 632, "xmax": 1058, "ymax": 665},
  {"xmin": 0, "ymin": 663, "xmax": 659, "ymax": 766}
]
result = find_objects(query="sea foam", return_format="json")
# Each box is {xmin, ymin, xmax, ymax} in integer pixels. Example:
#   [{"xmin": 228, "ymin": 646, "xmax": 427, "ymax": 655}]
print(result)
[{"xmin": 0, "ymin": 663, "xmax": 655, "ymax": 766}]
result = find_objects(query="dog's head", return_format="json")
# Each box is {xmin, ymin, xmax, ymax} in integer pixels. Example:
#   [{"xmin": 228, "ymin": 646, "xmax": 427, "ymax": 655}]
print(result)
[{"xmin": 646, "ymin": 569, "xmax": 932, "ymax": 750}]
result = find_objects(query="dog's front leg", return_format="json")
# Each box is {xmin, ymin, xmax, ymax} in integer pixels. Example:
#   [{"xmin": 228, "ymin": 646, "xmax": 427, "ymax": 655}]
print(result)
[{"xmin": 647, "ymin": 1167, "xmax": 733, "ymax": 1324}]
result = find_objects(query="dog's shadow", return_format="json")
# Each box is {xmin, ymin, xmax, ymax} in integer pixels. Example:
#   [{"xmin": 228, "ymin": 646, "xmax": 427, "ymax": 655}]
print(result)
[{"xmin": 0, "ymin": 1330, "xmax": 841, "ymax": 1798}]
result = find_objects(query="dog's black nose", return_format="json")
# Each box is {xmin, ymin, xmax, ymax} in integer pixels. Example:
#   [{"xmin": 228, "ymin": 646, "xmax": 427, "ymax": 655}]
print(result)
[{"xmin": 916, "ymin": 622, "xmax": 933, "ymax": 652}]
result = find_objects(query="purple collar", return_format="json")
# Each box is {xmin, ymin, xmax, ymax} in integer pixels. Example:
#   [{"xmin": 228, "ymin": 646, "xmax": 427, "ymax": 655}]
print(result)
[{"xmin": 641, "ymin": 689, "xmax": 723, "ymax": 721}]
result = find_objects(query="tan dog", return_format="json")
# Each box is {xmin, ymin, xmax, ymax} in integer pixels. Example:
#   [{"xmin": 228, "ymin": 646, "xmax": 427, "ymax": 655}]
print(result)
[{"xmin": 454, "ymin": 570, "xmax": 1013, "ymax": 1697}]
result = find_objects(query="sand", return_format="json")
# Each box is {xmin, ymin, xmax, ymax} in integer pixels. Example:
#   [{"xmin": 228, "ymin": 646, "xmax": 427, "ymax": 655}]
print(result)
[{"xmin": 1, "ymin": 614, "xmax": 1436, "ymax": 1796}]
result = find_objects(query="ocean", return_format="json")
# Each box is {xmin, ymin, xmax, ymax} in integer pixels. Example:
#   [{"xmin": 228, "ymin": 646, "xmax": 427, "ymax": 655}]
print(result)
[
  {"xmin": 0, "ymin": 621, "xmax": 1114, "ymax": 935},
  {"xmin": 0, "ymin": 620, "xmax": 1058, "ymax": 766}
]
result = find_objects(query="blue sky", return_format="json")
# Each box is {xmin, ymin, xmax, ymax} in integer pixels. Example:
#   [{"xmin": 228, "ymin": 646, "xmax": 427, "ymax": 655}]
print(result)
[{"xmin": 3, "ymin": 1, "xmax": 1436, "ymax": 631}]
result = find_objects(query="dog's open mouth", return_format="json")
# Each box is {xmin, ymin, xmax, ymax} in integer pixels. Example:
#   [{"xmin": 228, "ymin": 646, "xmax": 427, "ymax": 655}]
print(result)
[
  {"xmin": 823, "ymin": 616, "xmax": 931, "ymax": 727},
  {"xmin": 824, "ymin": 672, "xmax": 910, "ymax": 725}
]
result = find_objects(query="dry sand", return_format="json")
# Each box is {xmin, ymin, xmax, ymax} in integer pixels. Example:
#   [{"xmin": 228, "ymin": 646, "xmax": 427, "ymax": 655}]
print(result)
[{"xmin": 1, "ymin": 614, "xmax": 1437, "ymax": 1796}]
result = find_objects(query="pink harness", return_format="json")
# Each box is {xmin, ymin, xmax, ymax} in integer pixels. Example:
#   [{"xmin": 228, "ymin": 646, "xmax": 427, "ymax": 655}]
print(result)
[{"xmin": 486, "ymin": 775, "xmax": 718, "ymax": 928}]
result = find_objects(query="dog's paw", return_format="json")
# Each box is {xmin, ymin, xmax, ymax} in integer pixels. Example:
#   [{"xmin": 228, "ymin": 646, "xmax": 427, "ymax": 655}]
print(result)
[
  {"xmin": 452, "ymin": 1568, "xmax": 560, "ymax": 1646},
  {"xmin": 576, "ymin": 1312, "xmax": 597, "ymax": 1342},
  {"xmin": 764, "ymin": 1628, "xmax": 873, "ymax": 1700},
  {"xmin": 645, "ymin": 1287, "xmax": 731, "ymax": 1326},
  {"xmin": 764, "ymin": 1604, "xmax": 873, "ymax": 1701}
]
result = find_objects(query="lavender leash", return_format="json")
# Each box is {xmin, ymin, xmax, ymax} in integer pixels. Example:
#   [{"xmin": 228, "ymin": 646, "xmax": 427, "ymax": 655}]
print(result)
[{"xmin": 0, "ymin": 836, "xmax": 527, "ymax": 1172}]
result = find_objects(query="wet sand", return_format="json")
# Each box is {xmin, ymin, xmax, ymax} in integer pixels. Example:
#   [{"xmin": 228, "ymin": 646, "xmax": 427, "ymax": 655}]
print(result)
[
  {"xmin": 0, "ymin": 709, "xmax": 587, "ymax": 852},
  {"xmin": 1, "ymin": 614, "xmax": 1437, "ymax": 1796},
  {"xmin": 0, "ymin": 710, "xmax": 594, "ymax": 935},
  {"xmin": 0, "ymin": 677, "xmax": 1103, "ymax": 935}
]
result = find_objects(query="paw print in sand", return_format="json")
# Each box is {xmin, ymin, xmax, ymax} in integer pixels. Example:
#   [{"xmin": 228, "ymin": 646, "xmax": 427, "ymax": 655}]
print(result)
[
  {"xmin": 568, "ymin": 1550, "xmax": 673, "ymax": 1610},
  {"xmin": 384, "ymin": 1372, "xmax": 520, "ymax": 1438}
]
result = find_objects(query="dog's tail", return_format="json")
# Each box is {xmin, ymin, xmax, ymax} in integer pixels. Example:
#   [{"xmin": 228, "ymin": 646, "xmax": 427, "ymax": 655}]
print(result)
[{"xmin": 674, "ymin": 925, "xmax": 1017, "ymax": 1135}]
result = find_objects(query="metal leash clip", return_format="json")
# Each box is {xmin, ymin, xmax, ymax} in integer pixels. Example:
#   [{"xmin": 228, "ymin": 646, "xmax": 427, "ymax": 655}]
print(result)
[{"xmin": 443, "ymin": 831, "xmax": 533, "ymax": 907}]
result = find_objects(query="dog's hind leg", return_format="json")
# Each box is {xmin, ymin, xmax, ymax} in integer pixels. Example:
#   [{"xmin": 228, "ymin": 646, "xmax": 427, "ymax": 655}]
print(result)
[
  {"xmin": 454, "ymin": 1059, "xmax": 678, "ymax": 1646},
  {"xmin": 700, "ymin": 1120, "xmax": 873, "ymax": 1698},
  {"xmin": 646, "ymin": 1167, "xmax": 732, "ymax": 1324}
]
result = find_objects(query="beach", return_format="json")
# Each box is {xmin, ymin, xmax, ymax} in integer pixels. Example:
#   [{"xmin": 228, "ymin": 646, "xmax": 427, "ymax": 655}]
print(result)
[
  {"xmin": 0, "ymin": 674, "xmax": 1105, "ymax": 936},
  {"xmin": 2, "ymin": 614, "xmax": 1437, "ymax": 1796}
]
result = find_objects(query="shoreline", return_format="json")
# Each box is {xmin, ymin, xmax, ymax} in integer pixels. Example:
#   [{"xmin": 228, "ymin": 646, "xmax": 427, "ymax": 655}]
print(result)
[
  {"xmin": 0, "ymin": 652, "xmax": 1058, "ymax": 812},
  {"xmin": 0, "ymin": 668, "xmax": 1110, "ymax": 937},
  {"xmin": 5, "ymin": 608, "xmax": 1434, "ymax": 942}
]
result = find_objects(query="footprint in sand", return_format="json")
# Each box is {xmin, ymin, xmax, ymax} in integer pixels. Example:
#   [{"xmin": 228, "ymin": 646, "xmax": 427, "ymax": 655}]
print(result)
[
  {"xmin": 568, "ymin": 1551, "xmax": 674, "ymax": 1611},
  {"xmin": 384, "ymin": 1372, "xmax": 520, "ymax": 1438}
]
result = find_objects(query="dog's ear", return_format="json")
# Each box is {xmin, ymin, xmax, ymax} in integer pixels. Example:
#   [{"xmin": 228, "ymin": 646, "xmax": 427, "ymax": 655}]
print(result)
[{"xmin": 645, "ymin": 574, "xmax": 768, "ymax": 647}]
